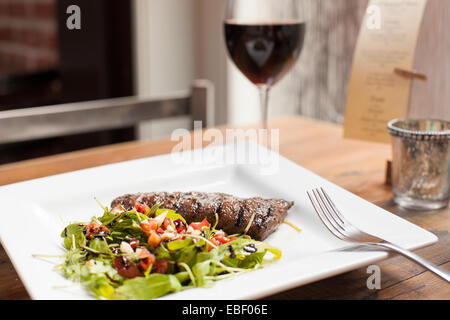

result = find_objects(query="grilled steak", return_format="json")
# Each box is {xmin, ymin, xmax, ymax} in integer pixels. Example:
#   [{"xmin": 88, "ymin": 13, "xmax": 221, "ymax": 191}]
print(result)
[{"xmin": 111, "ymin": 192, "xmax": 294, "ymax": 240}]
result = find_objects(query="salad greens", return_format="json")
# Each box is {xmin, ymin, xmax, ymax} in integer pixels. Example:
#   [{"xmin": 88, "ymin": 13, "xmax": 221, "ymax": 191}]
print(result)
[{"xmin": 56, "ymin": 202, "xmax": 281, "ymax": 300}]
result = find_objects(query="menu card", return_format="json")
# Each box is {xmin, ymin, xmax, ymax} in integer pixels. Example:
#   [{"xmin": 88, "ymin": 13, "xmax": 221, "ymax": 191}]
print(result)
[{"xmin": 344, "ymin": 0, "xmax": 428, "ymax": 143}]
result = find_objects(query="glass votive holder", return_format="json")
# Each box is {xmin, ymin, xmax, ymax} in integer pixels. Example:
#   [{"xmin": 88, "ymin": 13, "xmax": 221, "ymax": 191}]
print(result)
[{"xmin": 387, "ymin": 119, "xmax": 450, "ymax": 211}]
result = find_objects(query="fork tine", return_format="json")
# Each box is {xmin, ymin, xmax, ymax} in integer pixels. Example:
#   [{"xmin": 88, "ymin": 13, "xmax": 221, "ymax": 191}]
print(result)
[
  {"xmin": 319, "ymin": 187, "xmax": 349, "ymax": 226},
  {"xmin": 314, "ymin": 188, "xmax": 347, "ymax": 232},
  {"xmin": 306, "ymin": 191, "xmax": 337, "ymax": 237},
  {"xmin": 317, "ymin": 187, "xmax": 385, "ymax": 243},
  {"xmin": 307, "ymin": 190, "xmax": 346, "ymax": 240}
]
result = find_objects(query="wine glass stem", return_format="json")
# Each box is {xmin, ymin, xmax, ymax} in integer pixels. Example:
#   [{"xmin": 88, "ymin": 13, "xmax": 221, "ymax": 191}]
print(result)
[{"xmin": 258, "ymin": 85, "xmax": 270, "ymax": 131}]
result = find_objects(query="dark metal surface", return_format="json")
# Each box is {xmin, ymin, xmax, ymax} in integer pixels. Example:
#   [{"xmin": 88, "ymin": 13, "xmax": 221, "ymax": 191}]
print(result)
[{"xmin": 0, "ymin": 92, "xmax": 190, "ymax": 144}]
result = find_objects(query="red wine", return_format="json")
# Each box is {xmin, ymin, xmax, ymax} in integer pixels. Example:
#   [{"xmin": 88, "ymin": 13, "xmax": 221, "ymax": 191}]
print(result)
[{"xmin": 224, "ymin": 20, "xmax": 305, "ymax": 86}]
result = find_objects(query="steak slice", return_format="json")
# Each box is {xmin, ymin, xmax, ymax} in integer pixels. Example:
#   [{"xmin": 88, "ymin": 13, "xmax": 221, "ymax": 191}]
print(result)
[{"xmin": 111, "ymin": 192, "xmax": 294, "ymax": 241}]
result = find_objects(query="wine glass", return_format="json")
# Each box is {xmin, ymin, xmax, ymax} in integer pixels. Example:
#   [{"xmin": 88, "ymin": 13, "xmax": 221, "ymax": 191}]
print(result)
[{"xmin": 224, "ymin": 0, "xmax": 306, "ymax": 130}]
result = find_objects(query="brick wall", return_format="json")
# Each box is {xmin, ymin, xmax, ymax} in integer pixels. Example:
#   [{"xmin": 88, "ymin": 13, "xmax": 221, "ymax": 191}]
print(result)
[{"xmin": 0, "ymin": 0, "xmax": 58, "ymax": 75}]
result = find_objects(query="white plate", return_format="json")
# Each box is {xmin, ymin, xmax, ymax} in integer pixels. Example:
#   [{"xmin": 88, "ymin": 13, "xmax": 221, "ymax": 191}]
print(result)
[{"xmin": 0, "ymin": 143, "xmax": 437, "ymax": 300}]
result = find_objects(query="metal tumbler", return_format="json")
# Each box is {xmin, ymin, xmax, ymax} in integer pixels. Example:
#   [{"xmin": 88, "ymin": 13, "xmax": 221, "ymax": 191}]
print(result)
[{"xmin": 387, "ymin": 119, "xmax": 450, "ymax": 210}]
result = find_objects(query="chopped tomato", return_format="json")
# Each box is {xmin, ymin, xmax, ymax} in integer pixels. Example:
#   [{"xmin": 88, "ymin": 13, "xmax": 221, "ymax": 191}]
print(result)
[
  {"xmin": 190, "ymin": 218, "xmax": 210, "ymax": 230},
  {"xmin": 85, "ymin": 221, "xmax": 110, "ymax": 240},
  {"xmin": 152, "ymin": 259, "xmax": 169, "ymax": 274},
  {"xmin": 200, "ymin": 218, "xmax": 211, "ymax": 227},
  {"xmin": 213, "ymin": 234, "xmax": 231, "ymax": 245},
  {"xmin": 134, "ymin": 202, "xmax": 150, "ymax": 214},
  {"xmin": 139, "ymin": 257, "xmax": 154, "ymax": 272},
  {"xmin": 174, "ymin": 219, "xmax": 187, "ymax": 233},
  {"xmin": 229, "ymin": 236, "xmax": 238, "ymax": 241},
  {"xmin": 129, "ymin": 238, "xmax": 139, "ymax": 249},
  {"xmin": 136, "ymin": 247, "xmax": 153, "ymax": 260},
  {"xmin": 85, "ymin": 221, "xmax": 100, "ymax": 236},
  {"xmin": 206, "ymin": 238, "xmax": 219, "ymax": 251},
  {"xmin": 162, "ymin": 218, "xmax": 171, "ymax": 230},
  {"xmin": 138, "ymin": 250, "xmax": 156, "ymax": 272},
  {"xmin": 113, "ymin": 256, "xmax": 142, "ymax": 279},
  {"xmin": 147, "ymin": 230, "xmax": 162, "ymax": 247},
  {"xmin": 156, "ymin": 227, "xmax": 164, "ymax": 234},
  {"xmin": 140, "ymin": 219, "xmax": 158, "ymax": 236}
]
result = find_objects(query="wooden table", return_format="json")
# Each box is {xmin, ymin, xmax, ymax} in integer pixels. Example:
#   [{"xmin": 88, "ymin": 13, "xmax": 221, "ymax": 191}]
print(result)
[{"xmin": 0, "ymin": 116, "xmax": 448, "ymax": 300}]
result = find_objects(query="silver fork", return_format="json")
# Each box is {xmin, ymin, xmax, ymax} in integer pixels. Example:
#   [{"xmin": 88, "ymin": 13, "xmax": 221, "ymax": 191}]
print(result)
[{"xmin": 307, "ymin": 187, "xmax": 450, "ymax": 282}]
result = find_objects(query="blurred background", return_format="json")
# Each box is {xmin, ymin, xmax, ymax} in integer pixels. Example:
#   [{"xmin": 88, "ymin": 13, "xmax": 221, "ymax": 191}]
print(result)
[{"xmin": 0, "ymin": 0, "xmax": 448, "ymax": 164}]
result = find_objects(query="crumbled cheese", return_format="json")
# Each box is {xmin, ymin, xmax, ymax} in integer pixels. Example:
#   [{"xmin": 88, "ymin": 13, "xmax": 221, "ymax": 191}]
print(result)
[
  {"xmin": 161, "ymin": 232, "xmax": 176, "ymax": 241},
  {"xmin": 135, "ymin": 248, "xmax": 145, "ymax": 257},
  {"xmin": 186, "ymin": 226, "xmax": 201, "ymax": 236},
  {"xmin": 120, "ymin": 241, "xmax": 134, "ymax": 254}
]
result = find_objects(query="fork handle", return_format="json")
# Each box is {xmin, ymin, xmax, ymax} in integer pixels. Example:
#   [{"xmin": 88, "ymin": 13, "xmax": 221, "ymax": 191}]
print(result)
[{"xmin": 367, "ymin": 241, "xmax": 450, "ymax": 282}]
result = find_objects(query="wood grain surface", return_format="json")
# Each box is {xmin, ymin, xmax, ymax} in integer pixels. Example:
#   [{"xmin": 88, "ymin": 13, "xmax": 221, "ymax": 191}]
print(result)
[{"xmin": 0, "ymin": 116, "xmax": 448, "ymax": 300}]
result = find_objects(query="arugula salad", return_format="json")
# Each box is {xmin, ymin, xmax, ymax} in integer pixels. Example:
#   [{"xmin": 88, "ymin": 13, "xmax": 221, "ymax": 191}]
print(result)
[{"xmin": 57, "ymin": 201, "xmax": 281, "ymax": 300}]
